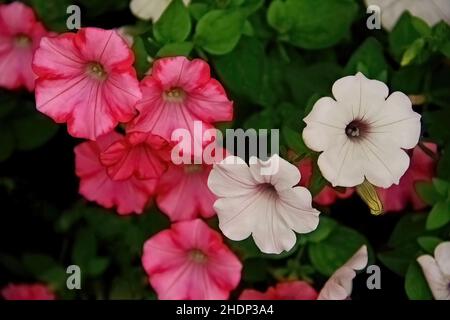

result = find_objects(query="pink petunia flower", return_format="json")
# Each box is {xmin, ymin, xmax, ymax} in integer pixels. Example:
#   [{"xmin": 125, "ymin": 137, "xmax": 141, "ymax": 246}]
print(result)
[
  {"xmin": 74, "ymin": 131, "xmax": 157, "ymax": 215},
  {"xmin": 239, "ymin": 281, "xmax": 318, "ymax": 300},
  {"xmin": 128, "ymin": 56, "xmax": 233, "ymax": 152},
  {"xmin": 142, "ymin": 219, "xmax": 242, "ymax": 300},
  {"xmin": 0, "ymin": 2, "xmax": 49, "ymax": 91},
  {"xmin": 298, "ymin": 158, "xmax": 355, "ymax": 206},
  {"xmin": 1, "ymin": 283, "xmax": 55, "ymax": 300},
  {"xmin": 376, "ymin": 143, "xmax": 437, "ymax": 213},
  {"xmin": 33, "ymin": 27, "xmax": 142, "ymax": 140},
  {"xmin": 99, "ymin": 132, "xmax": 168, "ymax": 181}
]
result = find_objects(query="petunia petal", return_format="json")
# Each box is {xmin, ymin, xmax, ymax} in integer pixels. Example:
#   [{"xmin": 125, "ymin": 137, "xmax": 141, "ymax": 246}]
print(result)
[
  {"xmin": 360, "ymin": 135, "xmax": 411, "ymax": 188},
  {"xmin": 417, "ymin": 254, "xmax": 450, "ymax": 300},
  {"xmin": 434, "ymin": 242, "xmax": 450, "ymax": 278},
  {"xmin": 249, "ymin": 154, "xmax": 301, "ymax": 192},
  {"xmin": 303, "ymin": 97, "xmax": 348, "ymax": 152},
  {"xmin": 317, "ymin": 135, "xmax": 365, "ymax": 187}
]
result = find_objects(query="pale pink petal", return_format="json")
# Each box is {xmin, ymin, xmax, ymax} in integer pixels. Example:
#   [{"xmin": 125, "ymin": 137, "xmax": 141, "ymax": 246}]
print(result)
[
  {"xmin": 318, "ymin": 245, "xmax": 368, "ymax": 300},
  {"xmin": 276, "ymin": 187, "xmax": 321, "ymax": 234},
  {"xmin": 435, "ymin": 242, "xmax": 450, "ymax": 278},
  {"xmin": 249, "ymin": 154, "xmax": 301, "ymax": 192},
  {"xmin": 417, "ymin": 255, "xmax": 450, "ymax": 300},
  {"xmin": 208, "ymin": 156, "xmax": 258, "ymax": 198}
]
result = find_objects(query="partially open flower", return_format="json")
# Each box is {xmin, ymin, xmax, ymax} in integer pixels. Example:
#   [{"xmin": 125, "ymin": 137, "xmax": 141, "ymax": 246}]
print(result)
[
  {"xmin": 208, "ymin": 154, "xmax": 320, "ymax": 254},
  {"xmin": 318, "ymin": 245, "xmax": 368, "ymax": 300},
  {"xmin": 303, "ymin": 72, "xmax": 421, "ymax": 188},
  {"xmin": 417, "ymin": 241, "xmax": 450, "ymax": 300}
]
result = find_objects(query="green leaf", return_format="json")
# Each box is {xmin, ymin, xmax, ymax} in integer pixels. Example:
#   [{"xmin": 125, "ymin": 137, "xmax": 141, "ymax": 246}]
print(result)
[
  {"xmin": 391, "ymin": 65, "xmax": 425, "ymax": 94},
  {"xmin": 242, "ymin": 258, "xmax": 269, "ymax": 282},
  {"xmin": 0, "ymin": 254, "xmax": 28, "ymax": 277},
  {"xmin": 189, "ymin": 3, "xmax": 210, "ymax": 21},
  {"xmin": 405, "ymin": 261, "xmax": 433, "ymax": 300},
  {"xmin": 12, "ymin": 113, "xmax": 58, "ymax": 151},
  {"xmin": 194, "ymin": 9, "xmax": 246, "ymax": 55},
  {"xmin": 227, "ymin": 236, "xmax": 300, "ymax": 261},
  {"xmin": 153, "ymin": 0, "xmax": 191, "ymax": 43},
  {"xmin": 267, "ymin": 0, "xmax": 293, "ymax": 33},
  {"xmin": 378, "ymin": 242, "xmax": 420, "ymax": 276},
  {"xmin": 426, "ymin": 201, "xmax": 450, "ymax": 230},
  {"xmin": 282, "ymin": 126, "xmax": 308, "ymax": 156},
  {"xmin": 308, "ymin": 223, "xmax": 369, "ymax": 276},
  {"xmin": 156, "ymin": 41, "xmax": 194, "ymax": 57},
  {"xmin": 133, "ymin": 37, "xmax": 152, "ymax": 78},
  {"xmin": 301, "ymin": 216, "xmax": 338, "ymax": 244},
  {"xmin": 72, "ymin": 228, "xmax": 98, "ymax": 267},
  {"xmin": 432, "ymin": 178, "xmax": 450, "ymax": 197},
  {"xmin": 286, "ymin": 62, "xmax": 342, "ymax": 107},
  {"xmin": 345, "ymin": 38, "xmax": 388, "ymax": 80},
  {"xmin": 416, "ymin": 181, "xmax": 444, "ymax": 206},
  {"xmin": 22, "ymin": 254, "xmax": 59, "ymax": 277},
  {"xmin": 417, "ymin": 236, "xmax": 442, "ymax": 254},
  {"xmin": 267, "ymin": 0, "xmax": 358, "ymax": 49},
  {"xmin": 430, "ymin": 22, "xmax": 450, "ymax": 58},
  {"xmin": 39, "ymin": 266, "xmax": 67, "ymax": 289},
  {"xmin": 213, "ymin": 36, "xmax": 271, "ymax": 105},
  {"xmin": 388, "ymin": 213, "xmax": 427, "ymax": 247},
  {"xmin": 87, "ymin": 257, "xmax": 110, "ymax": 277},
  {"xmin": 378, "ymin": 213, "xmax": 425, "ymax": 275},
  {"xmin": 401, "ymin": 38, "xmax": 426, "ymax": 66},
  {"xmin": 28, "ymin": 0, "xmax": 72, "ymax": 31},
  {"xmin": 389, "ymin": 12, "xmax": 423, "ymax": 60}
]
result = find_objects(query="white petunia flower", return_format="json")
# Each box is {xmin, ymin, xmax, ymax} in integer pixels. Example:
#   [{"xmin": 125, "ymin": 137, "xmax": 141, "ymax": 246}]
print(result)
[
  {"xmin": 318, "ymin": 245, "xmax": 368, "ymax": 300},
  {"xmin": 130, "ymin": 0, "xmax": 191, "ymax": 22},
  {"xmin": 207, "ymin": 154, "xmax": 320, "ymax": 254},
  {"xmin": 302, "ymin": 72, "xmax": 421, "ymax": 188},
  {"xmin": 365, "ymin": 0, "xmax": 450, "ymax": 31},
  {"xmin": 417, "ymin": 241, "xmax": 450, "ymax": 300}
]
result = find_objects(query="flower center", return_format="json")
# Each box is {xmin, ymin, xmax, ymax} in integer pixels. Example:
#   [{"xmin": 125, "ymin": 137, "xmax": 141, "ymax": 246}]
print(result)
[
  {"xmin": 163, "ymin": 87, "xmax": 186, "ymax": 103},
  {"xmin": 189, "ymin": 249, "xmax": 208, "ymax": 264},
  {"xmin": 14, "ymin": 34, "xmax": 31, "ymax": 48},
  {"xmin": 345, "ymin": 120, "xmax": 368, "ymax": 139},
  {"xmin": 184, "ymin": 164, "xmax": 202, "ymax": 174},
  {"xmin": 86, "ymin": 62, "xmax": 107, "ymax": 81},
  {"xmin": 259, "ymin": 183, "xmax": 278, "ymax": 196}
]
